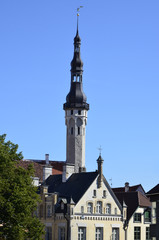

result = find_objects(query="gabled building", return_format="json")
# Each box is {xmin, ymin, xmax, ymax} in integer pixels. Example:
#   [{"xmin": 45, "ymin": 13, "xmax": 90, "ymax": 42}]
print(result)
[
  {"xmin": 113, "ymin": 183, "xmax": 151, "ymax": 240},
  {"xmin": 147, "ymin": 184, "xmax": 159, "ymax": 240},
  {"xmin": 39, "ymin": 156, "xmax": 125, "ymax": 240}
]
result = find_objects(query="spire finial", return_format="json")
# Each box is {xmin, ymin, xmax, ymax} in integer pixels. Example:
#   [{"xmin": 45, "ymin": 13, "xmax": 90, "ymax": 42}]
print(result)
[
  {"xmin": 98, "ymin": 145, "xmax": 102, "ymax": 156},
  {"xmin": 76, "ymin": 6, "xmax": 83, "ymax": 34}
]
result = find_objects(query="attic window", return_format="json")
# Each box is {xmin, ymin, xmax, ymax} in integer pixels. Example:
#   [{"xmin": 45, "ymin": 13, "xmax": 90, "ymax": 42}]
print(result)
[
  {"xmin": 103, "ymin": 190, "xmax": 106, "ymax": 198},
  {"xmin": 106, "ymin": 204, "xmax": 111, "ymax": 214},
  {"xmin": 87, "ymin": 202, "xmax": 93, "ymax": 214},
  {"xmin": 134, "ymin": 213, "xmax": 141, "ymax": 223},
  {"xmin": 114, "ymin": 208, "xmax": 117, "ymax": 215},
  {"xmin": 81, "ymin": 206, "xmax": 84, "ymax": 214},
  {"xmin": 96, "ymin": 201, "xmax": 102, "ymax": 214},
  {"xmin": 93, "ymin": 190, "xmax": 96, "ymax": 198}
]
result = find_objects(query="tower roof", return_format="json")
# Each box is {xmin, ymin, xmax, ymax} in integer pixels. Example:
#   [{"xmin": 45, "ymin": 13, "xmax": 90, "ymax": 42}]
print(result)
[{"xmin": 63, "ymin": 21, "xmax": 89, "ymax": 110}]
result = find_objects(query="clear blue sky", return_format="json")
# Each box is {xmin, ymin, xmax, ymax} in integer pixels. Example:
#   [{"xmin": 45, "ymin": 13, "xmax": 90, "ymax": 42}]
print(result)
[{"xmin": 0, "ymin": 0, "xmax": 158, "ymax": 192}]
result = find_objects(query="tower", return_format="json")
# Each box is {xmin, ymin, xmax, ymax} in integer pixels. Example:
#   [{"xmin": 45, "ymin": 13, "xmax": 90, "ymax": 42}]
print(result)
[{"xmin": 63, "ymin": 21, "xmax": 89, "ymax": 179}]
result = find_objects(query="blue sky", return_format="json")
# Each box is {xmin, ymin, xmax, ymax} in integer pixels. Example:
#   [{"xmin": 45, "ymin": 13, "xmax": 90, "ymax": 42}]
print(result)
[{"xmin": 0, "ymin": 0, "xmax": 158, "ymax": 192}]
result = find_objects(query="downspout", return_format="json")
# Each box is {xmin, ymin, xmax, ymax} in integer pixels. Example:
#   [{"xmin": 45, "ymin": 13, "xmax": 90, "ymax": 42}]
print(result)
[{"xmin": 64, "ymin": 213, "xmax": 70, "ymax": 240}]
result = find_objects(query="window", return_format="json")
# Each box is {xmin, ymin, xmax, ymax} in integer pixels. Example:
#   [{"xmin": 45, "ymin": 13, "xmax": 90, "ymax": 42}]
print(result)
[
  {"xmin": 78, "ymin": 127, "xmax": 80, "ymax": 135},
  {"xmin": 146, "ymin": 227, "xmax": 150, "ymax": 240},
  {"xmin": 134, "ymin": 213, "xmax": 141, "ymax": 223},
  {"xmin": 112, "ymin": 228, "xmax": 119, "ymax": 240},
  {"xmin": 58, "ymin": 227, "xmax": 65, "ymax": 240},
  {"xmin": 81, "ymin": 206, "xmax": 84, "ymax": 214},
  {"xmin": 78, "ymin": 227, "xmax": 86, "ymax": 240},
  {"xmin": 95, "ymin": 227, "xmax": 103, "ymax": 240},
  {"xmin": 71, "ymin": 110, "xmax": 73, "ymax": 115},
  {"xmin": 87, "ymin": 202, "xmax": 93, "ymax": 214},
  {"xmin": 103, "ymin": 190, "xmax": 106, "ymax": 198},
  {"xmin": 45, "ymin": 227, "xmax": 52, "ymax": 240},
  {"xmin": 93, "ymin": 190, "xmax": 96, "ymax": 197},
  {"xmin": 114, "ymin": 208, "xmax": 117, "ymax": 215},
  {"xmin": 78, "ymin": 110, "xmax": 81, "ymax": 115},
  {"xmin": 106, "ymin": 204, "xmax": 111, "ymax": 214},
  {"xmin": 144, "ymin": 210, "xmax": 151, "ymax": 223},
  {"xmin": 47, "ymin": 205, "xmax": 51, "ymax": 217},
  {"xmin": 71, "ymin": 127, "xmax": 73, "ymax": 135},
  {"xmin": 96, "ymin": 201, "xmax": 102, "ymax": 214},
  {"xmin": 134, "ymin": 227, "xmax": 140, "ymax": 240}
]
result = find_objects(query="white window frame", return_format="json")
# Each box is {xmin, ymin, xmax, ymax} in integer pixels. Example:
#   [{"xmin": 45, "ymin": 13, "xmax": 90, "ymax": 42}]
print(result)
[
  {"xmin": 96, "ymin": 201, "xmax": 102, "ymax": 214},
  {"xmin": 95, "ymin": 227, "xmax": 103, "ymax": 240},
  {"xmin": 78, "ymin": 227, "xmax": 86, "ymax": 240}
]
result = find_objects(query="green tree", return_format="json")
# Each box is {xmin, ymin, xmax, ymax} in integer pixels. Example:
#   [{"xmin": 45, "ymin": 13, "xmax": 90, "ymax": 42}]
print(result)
[{"xmin": 0, "ymin": 134, "xmax": 44, "ymax": 240}]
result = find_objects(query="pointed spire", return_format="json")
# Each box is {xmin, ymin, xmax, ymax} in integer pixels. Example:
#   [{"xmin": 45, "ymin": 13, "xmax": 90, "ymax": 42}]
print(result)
[{"xmin": 63, "ymin": 10, "xmax": 89, "ymax": 111}]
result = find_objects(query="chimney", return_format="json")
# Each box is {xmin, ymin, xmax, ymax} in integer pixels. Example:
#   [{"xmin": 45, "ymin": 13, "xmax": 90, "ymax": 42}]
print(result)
[
  {"xmin": 43, "ymin": 154, "xmax": 52, "ymax": 181},
  {"xmin": 97, "ymin": 155, "xmax": 104, "ymax": 188},
  {"xmin": 125, "ymin": 182, "xmax": 129, "ymax": 192},
  {"xmin": 45, "ymin": 153, "xmax": 49, "ymax": 165}
]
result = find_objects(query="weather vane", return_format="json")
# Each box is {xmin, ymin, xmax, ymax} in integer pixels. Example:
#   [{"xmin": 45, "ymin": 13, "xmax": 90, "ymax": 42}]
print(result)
[
  {"xmin": 77, "ymin": 6, "xmax": 83, "ymax": 16},
  {"xmin": 98, "ymin": 145, "xmax": 102, "ymax": 156}
]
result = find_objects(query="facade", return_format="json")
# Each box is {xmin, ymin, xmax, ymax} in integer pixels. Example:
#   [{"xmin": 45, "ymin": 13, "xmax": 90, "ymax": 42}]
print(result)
[
  {"xmin": 113, "ymin": 183, "xmax": 151, "ymax": 240},
  {"xmin": 39, "ymin": 157, "xmax": 125, "ymax": 240},
  {"xmin": 147, "ymin": 184, "xmax": 159, "ymax": 240}
]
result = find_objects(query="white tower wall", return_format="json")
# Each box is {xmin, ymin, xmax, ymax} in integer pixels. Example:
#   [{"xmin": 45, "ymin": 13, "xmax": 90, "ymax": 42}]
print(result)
[{"xmin": 65, "ymin": 109, "xmax": 88, "ymax": 173}]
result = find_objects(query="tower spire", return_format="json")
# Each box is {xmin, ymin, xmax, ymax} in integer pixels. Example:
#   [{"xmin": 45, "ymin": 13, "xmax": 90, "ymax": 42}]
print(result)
[{"xmin": 63, "ymin": 14, "xmax": 89, "ymax": 180}]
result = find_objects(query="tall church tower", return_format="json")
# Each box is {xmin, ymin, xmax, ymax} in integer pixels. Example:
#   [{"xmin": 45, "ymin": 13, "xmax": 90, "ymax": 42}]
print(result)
[{"xmin": 63, "ymin": 22, "xmax": 89, "ymax": 180}]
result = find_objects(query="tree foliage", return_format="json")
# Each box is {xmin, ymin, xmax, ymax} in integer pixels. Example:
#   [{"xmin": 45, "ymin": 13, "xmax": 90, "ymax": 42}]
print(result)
[{"xmin": 0, "ymin": 134, "xmax": 44, "ymax": 240}]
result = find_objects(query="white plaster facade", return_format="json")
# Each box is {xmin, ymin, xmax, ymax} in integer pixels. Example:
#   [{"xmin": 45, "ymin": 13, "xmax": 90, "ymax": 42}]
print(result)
[{"xmin": 65, "ymin": 109, "xmax": 88, "ymax": 174}]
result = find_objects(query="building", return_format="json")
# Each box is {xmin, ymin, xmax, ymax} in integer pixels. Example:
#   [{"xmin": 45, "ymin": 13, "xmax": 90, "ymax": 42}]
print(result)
[
  {"xmin": 19, "ymin": 154, "xmax": 64, "ymax": 185},
  {"xmin": 113, "ymin": 183, "xmax": 151, "ymax": 240},
  {"xmin": 147, "ymin": 184, "xmax": 159, "ymax": 240},
  {"xmin": 39, "ymin": 156, "xmax": 125, "ymax": 240},
  {"xmin": 38, "ymin": 20, "xmax": 127, "ymax": 240}
]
